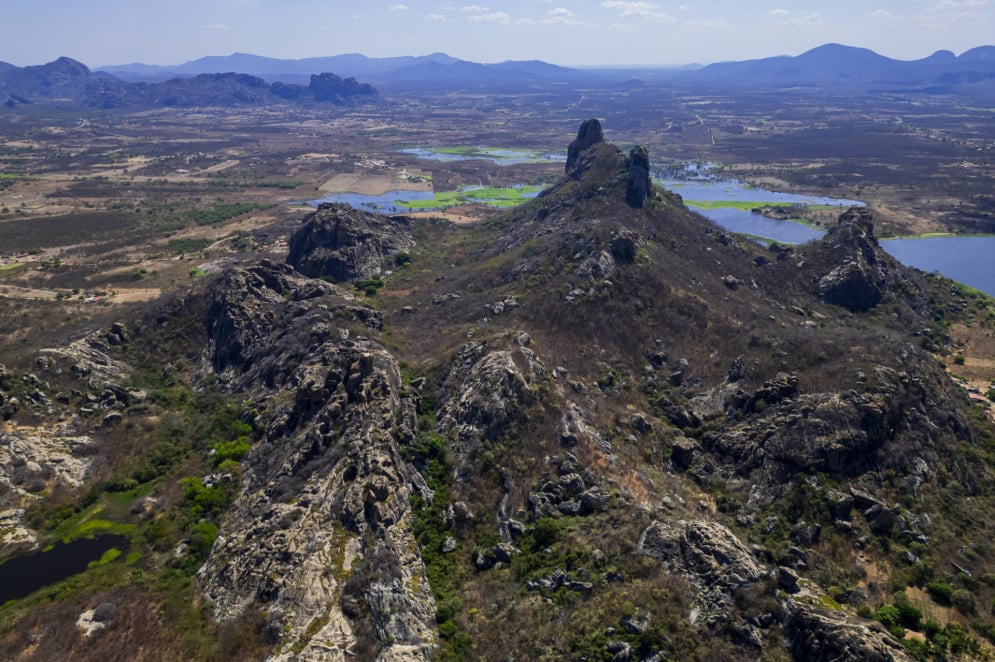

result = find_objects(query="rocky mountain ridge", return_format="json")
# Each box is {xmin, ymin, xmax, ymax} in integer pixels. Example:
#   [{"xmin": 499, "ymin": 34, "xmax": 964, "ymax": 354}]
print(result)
[{"xmin": 1, "ymin": 119, "xmax": 993, "ymax": 661}]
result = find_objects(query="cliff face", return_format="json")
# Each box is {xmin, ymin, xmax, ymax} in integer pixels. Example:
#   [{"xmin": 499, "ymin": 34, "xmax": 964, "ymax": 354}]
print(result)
[{"xmin": 195, "ymin": 261, "xmax": 436, "ymax": 659}]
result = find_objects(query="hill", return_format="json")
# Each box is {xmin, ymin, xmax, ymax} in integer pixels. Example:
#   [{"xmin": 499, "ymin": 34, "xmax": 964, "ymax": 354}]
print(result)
[
  {"xmin": 689, "ymin": 42, "xmax": 995, "ymax": 91},
  {"xmin": 2, "ymin": 120, "xmax": 995, "ymax": 660}
]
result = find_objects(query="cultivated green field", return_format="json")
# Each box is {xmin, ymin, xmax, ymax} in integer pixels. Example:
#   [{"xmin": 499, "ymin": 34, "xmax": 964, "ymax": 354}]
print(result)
[{"xmin": 396, "ymin": 186, "xmax": 541, "ymax": 210}]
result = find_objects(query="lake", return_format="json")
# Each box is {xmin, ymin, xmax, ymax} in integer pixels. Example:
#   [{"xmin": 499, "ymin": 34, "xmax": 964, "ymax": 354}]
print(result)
[
  {"xmin": 657, "ymin": 176, "xmax": 863, "ymax": 246},
  {"xmin": 881, "ymin": 236, "xmax": 995, "ymax": 297},
  {"xmin": 667, "ymin": 178, "xmax": 995, "ymax": 295},
  {"xmin": 0, "ymin": 534, "xmax": 128, "ymax": 603}
]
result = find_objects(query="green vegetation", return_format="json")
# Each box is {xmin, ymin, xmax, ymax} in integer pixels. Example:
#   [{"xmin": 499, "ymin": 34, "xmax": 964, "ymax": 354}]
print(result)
[
  {"xmin": 0, "ymin": 173, "xmax": 25, "ymax": 192},
  {"xmin": 167, "ymin": 238, "xmax": 213, "ymax": 254},
  {"xmin": 0, "ymin": 263, "xmax": 28, "ymax": 277},
  {"xmin": 183, "ymin": 202, "xmax": 268, "ymax": 226},
  {"xmin": 355, "ymin": 277, "xmax": 384, "ymax": 296},
  {"xmin": 423, "ymin": 146, "xmax": 550, "ymax": 163},
  {"xmin": 403, "ymin": 378, "xmax": 474, "ymax": 659},
  {"xmin": 252, "ymin": 180, "xmax": 303, "ymax": 189},
  {"xmin": 395, "ymin": 186, "xmax": 541, "ymax": 210},
  {"xmin": 1, "ymin": 367, "xmax": 263, "ymax": 656}
]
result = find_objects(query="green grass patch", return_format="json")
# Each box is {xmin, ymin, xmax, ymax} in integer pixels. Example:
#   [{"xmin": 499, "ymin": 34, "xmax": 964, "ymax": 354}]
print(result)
[
  {"xmin": 684, "ymin": 199, "xmax": 773, "ymax": 210},
  {"xmin": 0, "ymin": 263, "xmax": 28, "ymax": 278},
  {"xmin": 396, "ymin": 186, "xmax": 540, "ymax": 211},
  {"xmin": 90, "ymin": 547, "xmax": 123, "ymax": 567}
]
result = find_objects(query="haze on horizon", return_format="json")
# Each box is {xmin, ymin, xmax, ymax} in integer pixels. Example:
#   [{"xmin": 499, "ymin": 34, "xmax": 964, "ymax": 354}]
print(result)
[{"xmin": 3, "ymin": 0, "xmax": 992, "ymax": 69}]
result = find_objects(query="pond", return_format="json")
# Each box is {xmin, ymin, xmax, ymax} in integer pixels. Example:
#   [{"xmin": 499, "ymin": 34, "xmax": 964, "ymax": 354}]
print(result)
[
  {"xmin": 881, "ymin": 236, "xmax": 995, "ymax": 297},
  {"xmin": 0, "ymin": 534, "xmax": 128, "ymax": 603}
]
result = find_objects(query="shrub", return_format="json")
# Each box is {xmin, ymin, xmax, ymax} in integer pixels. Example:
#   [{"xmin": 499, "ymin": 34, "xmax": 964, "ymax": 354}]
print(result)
[
  {"xmin": 874, "ymin": 605, "xmax": 906, "ymax": 639},
  {"xmin": 951, "ymin": 588, "xmax": 976, "ymax": 615},
  {"xmin": 926, "ymin": 581, "xmax": 954, "ymax": 605},
  {"xmin": 893, "ymin": 591, "xmax": 922, "ymax": 629}
]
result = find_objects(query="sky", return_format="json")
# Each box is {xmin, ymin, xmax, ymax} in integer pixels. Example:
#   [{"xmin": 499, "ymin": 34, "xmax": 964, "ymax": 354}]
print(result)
[{"xmin": 2, "ymin": 0, "xmax": 992, "ymax": 68}]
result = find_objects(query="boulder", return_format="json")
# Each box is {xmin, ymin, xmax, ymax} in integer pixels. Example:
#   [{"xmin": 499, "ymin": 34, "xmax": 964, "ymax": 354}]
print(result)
[
  {"xmin": 814, "ymin": 207, "xmax": 926, "ymax": 314},
  {"xmin": 286, "ymin": 203, "xmax": 414, "ymax": 282},
  {"xmin": 640, "ymin": 520, "xmax": 762, "ymax": 593}
]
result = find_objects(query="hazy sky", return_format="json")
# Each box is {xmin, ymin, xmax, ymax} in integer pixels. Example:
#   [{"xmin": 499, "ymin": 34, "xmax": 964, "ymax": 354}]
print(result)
[{"xmin": 3, "ymin": 0, "xmax": 992, "ymax": 68}]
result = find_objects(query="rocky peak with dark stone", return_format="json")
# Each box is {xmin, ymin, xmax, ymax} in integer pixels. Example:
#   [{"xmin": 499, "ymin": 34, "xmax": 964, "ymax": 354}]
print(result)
[
  {"xmin": 814, "ymin": 206, "xmax": 923, "ymax": 313},
  {"xmin": 566, "ymin": 118, "xmax": 605, "ymax": 175},
  {"xmin": 286, "ymin": 203, "xmax": 414, "ymax": 282},
  {"xmin": 625, "ymin": 145, "xmax": 652, "ymax": 208}
]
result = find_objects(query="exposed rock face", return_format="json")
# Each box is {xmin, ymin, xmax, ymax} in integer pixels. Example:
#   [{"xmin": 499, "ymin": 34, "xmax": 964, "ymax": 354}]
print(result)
[
  {"xmin": 573, "ymin": 250, "xmax": 616, "ymax": 281},
  {"xmin": 37, "ymin": 335, "xmax": 131, "ymax": 387},
  {"xmin": 286, "ymin": 203, "xmax": 414, "ymax": 283},
  {"xmin": 698, "ymin": 364, "xmax": 962, "ymax": 504},
  {"xmin": 565, "ymin": 118, "xmax": 605, "ymax": 175},
  {"xmin": 784, "ymin": 601, "xmax": 914, "ymax": 661},
  {"xmin": 815, "ymin": 207, "xmax": 923, "ymax": 313},
  {"xmin": 624, "ymin": 146, "xmax": 652, "ymax": 208},
  {"xmin": 640, "ymin": 519, "xmax": 762, "ymax": 617},
  {"xmin": 0, "ymin": 422, "xmax": 95, "ymax": 503},
  {"xmin": 197, "ymin": 261, "xmax": 436, "ymax": 660},
  {"xmin": 437, "ymin": 333, "xmax": 546, "ymax": 476}
]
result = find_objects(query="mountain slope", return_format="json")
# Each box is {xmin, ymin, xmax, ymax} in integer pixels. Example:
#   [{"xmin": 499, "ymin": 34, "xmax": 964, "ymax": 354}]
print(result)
[{"xmin": 2, "ymin": 121, "xmax": 995, "ymax": 661}]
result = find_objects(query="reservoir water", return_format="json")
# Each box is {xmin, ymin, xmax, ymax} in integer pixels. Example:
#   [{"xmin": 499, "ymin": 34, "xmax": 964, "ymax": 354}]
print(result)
[
  {"xmin": 0, "ymin": 534, "xmax": 128, "ymax": 603},
  {"xmin": 881, "ymin": 236, "xmax": 995, "ymax": 297}
]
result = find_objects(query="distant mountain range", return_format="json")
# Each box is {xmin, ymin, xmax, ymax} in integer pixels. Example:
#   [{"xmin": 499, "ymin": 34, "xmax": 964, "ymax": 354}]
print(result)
[
  {"xmin": 99, "ymin": 52, "xmax": 586, "ymax": 91},
  {"xmin": 96, "ymin": 44, "xmax": 995, "ymax": 93},
  {"xmin": 2, "ymin": 43, "xmax": 993, "ymax": 109},
  {"xmin": 690, "ymin": 43, "xmax": 995, "ymax": 91},
  {"xmin": 99, "ymin": 52, "xmax": 462, "ymax": 84},
  {"xmin": 0, "ymin": 58, "xmax": 378, "ymax": 109}
]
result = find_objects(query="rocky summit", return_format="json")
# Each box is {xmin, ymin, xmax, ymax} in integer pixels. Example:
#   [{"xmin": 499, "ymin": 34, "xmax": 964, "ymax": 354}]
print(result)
[{"xmin": 2, "ymin": 121, "xmax": 995, "ymax": 661}]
